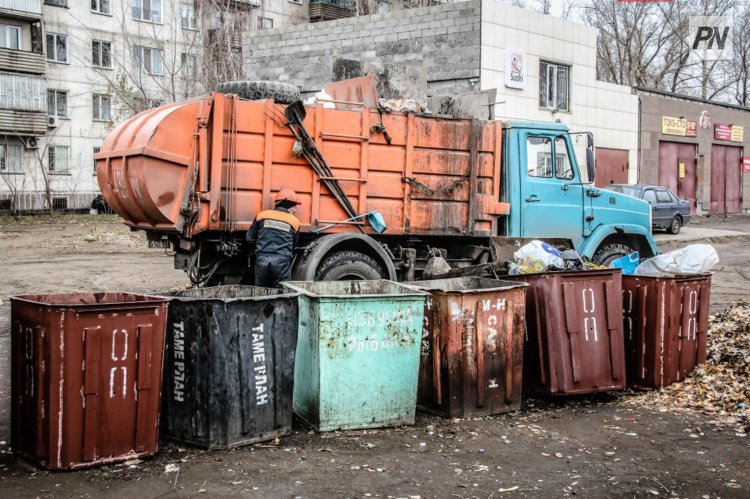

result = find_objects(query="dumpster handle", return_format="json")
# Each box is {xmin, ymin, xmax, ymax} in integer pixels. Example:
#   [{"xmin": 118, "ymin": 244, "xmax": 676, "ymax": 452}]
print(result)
[
  {"xmin": 504, "ymin": 304, "xmax": 516, "ymax": 404},
  {"xmin": 432, "ymin": 308, "xmax": 442, "ymax": 406},
  {"xmin": 532, "ymin": 288, "xmax": 547, "ymax": 385},
  {"xmin": 562, "ymin": 283, "xmax": 581, "ymax": 384},
  {"xmin": 473, "ymin": 304, "xmax": 485, "ymax": 407},
  {"xmin": 636, "ymin": 286, "xmax": 648, "ymax": 384},
  {"xmin": 604, "ymin": 280, "xmax": 624, "ymax": 382}
]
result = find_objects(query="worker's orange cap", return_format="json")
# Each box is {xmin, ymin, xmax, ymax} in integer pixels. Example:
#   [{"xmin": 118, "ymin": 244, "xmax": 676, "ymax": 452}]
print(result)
[{"xmin": 274, "ymin": 188, "xmax": 300, "ymax": 205}]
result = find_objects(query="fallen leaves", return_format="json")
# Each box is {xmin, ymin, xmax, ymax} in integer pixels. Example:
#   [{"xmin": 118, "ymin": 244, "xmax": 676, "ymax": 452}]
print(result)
[{"xmin": 624, "ymin": 301, "xmax": 750, "ymax": 429}]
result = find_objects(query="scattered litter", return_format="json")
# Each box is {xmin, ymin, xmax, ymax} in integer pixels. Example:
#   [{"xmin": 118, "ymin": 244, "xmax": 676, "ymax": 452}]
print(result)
[
  {"xmin": 164, "ymin": 463, "xmax": 180, "ymax": 473},
  {"xmin": 498, "ymin": 485, "xmax": 519, "ymax": 493},
  {"xmin": 124, "ymin": 459, "xmax": 142, "ymax": 466}
]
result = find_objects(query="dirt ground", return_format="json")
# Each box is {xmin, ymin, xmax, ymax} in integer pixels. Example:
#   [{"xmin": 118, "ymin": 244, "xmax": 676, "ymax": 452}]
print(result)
[{"xmin": 0, "ymin": 215, "xmax": 748, "ymax": 499}]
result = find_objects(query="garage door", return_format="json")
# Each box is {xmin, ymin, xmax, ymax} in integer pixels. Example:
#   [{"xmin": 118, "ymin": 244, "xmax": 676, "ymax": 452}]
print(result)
[
  {"xmin": 595, "ymin": 148, "xmax": 629, "ymax": 187},
  {"xmin": 658, "ymin": 141, "xmax": 697, "ymax": 214},
  {"xmin": 710, "ymin": 145, "xmax": 742, "ymax": 214}
]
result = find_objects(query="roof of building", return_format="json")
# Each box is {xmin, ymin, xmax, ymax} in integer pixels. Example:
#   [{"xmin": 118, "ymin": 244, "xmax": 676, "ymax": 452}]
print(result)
[{"xmin": 634, "ymin": 87, "xmax": 750, "ymax": 113}]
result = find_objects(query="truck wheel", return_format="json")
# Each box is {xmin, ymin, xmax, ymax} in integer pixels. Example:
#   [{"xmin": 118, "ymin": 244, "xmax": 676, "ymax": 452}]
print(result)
[
  {"xmin": 667, "ymin": 215, "xmax": 682, "ymax": 235},
  {"xmin": 216, "ymin": 81, "xmax": 301, "ymax": 104},
  {"xmin": 592, "ymin": 243, "xmax": 632, "ymax": 267},
  {"xmin": 314, "ymin": 251, "xmax": 386, "ymax": 281}
]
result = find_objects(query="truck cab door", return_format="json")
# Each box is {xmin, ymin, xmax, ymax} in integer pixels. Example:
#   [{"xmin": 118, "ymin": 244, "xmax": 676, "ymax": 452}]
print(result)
[{"xmin": 519, "ymin": 134, "xmax": 585, "ymax": 244}]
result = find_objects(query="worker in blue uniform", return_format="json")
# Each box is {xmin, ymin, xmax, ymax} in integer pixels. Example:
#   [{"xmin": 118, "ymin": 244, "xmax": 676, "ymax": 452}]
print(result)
[{"xmin": 246, "ymin": 189, "xmax": 301, "ymax": 288}]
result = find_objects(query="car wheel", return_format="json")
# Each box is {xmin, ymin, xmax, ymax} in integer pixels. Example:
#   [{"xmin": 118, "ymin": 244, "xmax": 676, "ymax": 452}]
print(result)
[
  {"xmin": 667, "ymin": 215, "xmax": 682, "ymax": 235},
  {"xmin": 592, "ymin": 243, "xmax": 632, "ymax": 267}
]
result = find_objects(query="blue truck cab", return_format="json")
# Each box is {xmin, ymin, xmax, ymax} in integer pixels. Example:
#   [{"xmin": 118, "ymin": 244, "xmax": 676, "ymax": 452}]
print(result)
[{"xmin": 503, "ymin": 121, "xmax": 657, "ymax": 265}]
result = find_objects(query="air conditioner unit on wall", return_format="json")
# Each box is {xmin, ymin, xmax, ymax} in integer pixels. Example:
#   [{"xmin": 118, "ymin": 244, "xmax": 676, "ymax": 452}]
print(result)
[
  {"xmin": 22, "ymin": 137, "xmax": 39, "ymax": 150},
  {"xmin": 47, "ymin": 115, "xmax": 60, "ymax": 129}
]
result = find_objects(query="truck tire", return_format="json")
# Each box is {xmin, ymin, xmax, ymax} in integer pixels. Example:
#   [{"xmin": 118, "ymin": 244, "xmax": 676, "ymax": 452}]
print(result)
[
  {"xmin": 216, "ymin": 81, "xmax": 300, "ymax": 104},
  {"xmin": 314, "ymin": 250, "xmax": 386, "ymax": 281},
  {"xmin": 667, "ymin": 215, "xmax": 682, "ymax": 235},
  {"xmin": 592, "ymin": 243, "xmax": 631, "ymax": 267}
]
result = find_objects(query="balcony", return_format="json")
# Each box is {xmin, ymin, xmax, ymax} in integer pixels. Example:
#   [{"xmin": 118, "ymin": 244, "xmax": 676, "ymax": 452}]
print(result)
[
  {"xmin": 310, "ymin": 0, "xmax": 353, "ymax": 23},
  {"xmin": 0, "ymin": 47, "xmax": 44, "ymax": 75},
  {"xmin": 0, "ymin": 0, "xmax": 42, "ymax": 19}
]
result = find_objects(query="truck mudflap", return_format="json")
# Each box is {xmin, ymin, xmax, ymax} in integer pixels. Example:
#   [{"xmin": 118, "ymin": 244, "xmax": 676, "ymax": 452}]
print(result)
[{"xmin": 577, "ymin": 224, "xmax": 659, "ymax": 260}]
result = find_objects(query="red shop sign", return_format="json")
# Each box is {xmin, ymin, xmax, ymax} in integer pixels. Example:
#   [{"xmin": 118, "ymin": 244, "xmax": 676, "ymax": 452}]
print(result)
[
  {"xmin": 743, "ymin": 157, "xmax": 750, "ymax": 173},
  {"xmin": 715, "ymin": 124, "xmax": 732, "ymax": 141},
  {"xmin": 685, "ymin": 119, "xmax": 697, "ymax": 137}
]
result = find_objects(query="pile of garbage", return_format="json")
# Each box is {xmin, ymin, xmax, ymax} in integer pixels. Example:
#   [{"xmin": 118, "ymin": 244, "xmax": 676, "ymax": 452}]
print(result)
[{"xmin": 625, "ymin": 301, "xmax": 750, "ymax": 430}]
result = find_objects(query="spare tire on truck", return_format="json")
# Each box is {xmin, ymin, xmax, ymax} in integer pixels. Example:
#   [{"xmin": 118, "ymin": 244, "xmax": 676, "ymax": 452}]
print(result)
[{"xmin": 216, "ymin": 80, "xmax": 300, "ymax": 104}]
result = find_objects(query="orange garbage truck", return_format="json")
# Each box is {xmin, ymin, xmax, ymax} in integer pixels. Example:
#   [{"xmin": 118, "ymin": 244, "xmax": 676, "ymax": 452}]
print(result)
[{"xmin": 96, "ymin": 84, "xmax": 657, "ymax": 285}]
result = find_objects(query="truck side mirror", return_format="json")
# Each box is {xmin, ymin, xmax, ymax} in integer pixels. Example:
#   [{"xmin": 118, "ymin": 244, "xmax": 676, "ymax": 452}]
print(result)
[{"xmin": 586, "ymin": 147, "xmax": 595, "ymax": 183}]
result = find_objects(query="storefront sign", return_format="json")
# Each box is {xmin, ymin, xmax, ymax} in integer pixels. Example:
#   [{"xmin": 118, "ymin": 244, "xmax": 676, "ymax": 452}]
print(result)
[
  {"xmin": 743, "ymin": 157, "xmax": 750, "ymax": 173},
  {"xmin": 679, "ymin": 162, "xmax": 686, "ymax": 178},
  {"xmin": 504, "ymin": 50, "xmax": 527, "ymax": 89},
  {"xmin": 662, "ymin": 116, "xmax": 697, "ymax": 137},
  {"xmin": 714, "ymin": 124, "xmax": 743, "ymax": 142},
  {"xmin": 731, "ymin": 126, "xmax": 744, "ymax": 142}
]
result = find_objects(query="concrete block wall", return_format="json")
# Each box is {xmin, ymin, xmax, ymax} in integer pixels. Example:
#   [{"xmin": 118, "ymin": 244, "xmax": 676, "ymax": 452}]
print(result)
[{"xmin": 243, "ymin": 1, "xmax": 482, "ymax": 95}]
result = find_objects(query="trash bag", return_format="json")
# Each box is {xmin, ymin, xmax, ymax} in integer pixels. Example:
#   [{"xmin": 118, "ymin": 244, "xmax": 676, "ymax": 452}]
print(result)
[
  {"xmin": 634, "ymin": 244, "xmax": 719, "ymax": 277},
  {"xmin": 510, "ymin": 240, "xmax": 564, "ymax": 275},
  {"xmin": 610, "ymin": 252, "xmax": 640, "ymax": 275}
]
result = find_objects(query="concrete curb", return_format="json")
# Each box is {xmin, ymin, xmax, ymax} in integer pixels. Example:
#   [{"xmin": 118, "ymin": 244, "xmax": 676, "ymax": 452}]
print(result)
[{"xmin": 658, "ymin": 233, "xmax": 750, "ymax": 247}]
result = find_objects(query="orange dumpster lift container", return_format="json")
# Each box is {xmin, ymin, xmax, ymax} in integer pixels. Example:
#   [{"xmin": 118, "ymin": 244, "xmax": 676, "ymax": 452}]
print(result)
[
  {"xmin": 10, "ymin": 293, "xmax": 169, "ymax": 470},
  {"xmin": 94, "ymin": 92, "xmax": 509, "ymax": 239},
  {"xmin": 622, "ymin": 273, "xmax": 712, "ymax": 389}
]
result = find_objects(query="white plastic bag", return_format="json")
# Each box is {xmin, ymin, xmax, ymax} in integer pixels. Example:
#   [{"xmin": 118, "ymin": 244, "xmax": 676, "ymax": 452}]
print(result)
[
  {"xmin": 634, "ymin": 244, "xmax": 719, "ymax": 277},
  {"xmin": 511, "ymin": 240, "xmax": 564, "ymax": 274}
]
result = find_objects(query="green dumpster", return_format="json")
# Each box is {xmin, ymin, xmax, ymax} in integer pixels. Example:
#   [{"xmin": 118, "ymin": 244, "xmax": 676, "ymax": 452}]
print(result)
[{"xmin": 282, "ymin": 280, "xmax": 427, "ymax": 432}]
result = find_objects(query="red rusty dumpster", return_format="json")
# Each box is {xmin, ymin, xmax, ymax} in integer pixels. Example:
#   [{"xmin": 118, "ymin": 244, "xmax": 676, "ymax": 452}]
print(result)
[
  {"xmin": 10, "ymin": 293, "xmax": 169, "ymax": 470},
  {"xmin": 622, "ymin": 274, "xmax": 711, "ymax": 389},
  {"xmin": 507, "ymin": 269, "xmax": 626, "ymax": 395},
  {"xmin": 405, "ymin": 278, "xmax": 527, "ymax": 417}
]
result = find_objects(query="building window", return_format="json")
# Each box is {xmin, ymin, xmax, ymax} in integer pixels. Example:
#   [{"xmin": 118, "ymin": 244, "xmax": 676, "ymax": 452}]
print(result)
[
  {"xmin": 257, "ymin": 17, "xmax": 273, "ymax": 30},
  {"xmin": 52, "ymin": 197, "xmax": 68, "ymax": 210},
  {"xmin": 181, "ymin": 3, "xmax": 197, "ymax": 30},
  {"xmin": 0, "ymin": 24, "xmax": 21, "ymax": 50},
  {"xmin": 181, "ymin": 53, "xmax": 197, "ymax": 77},
  {"xmin": 44, "ymin": 0, "xmax": 68, "ymax": 6},
  {"xmin": 91, "ymin": 0, "xmax": 111, "ymax": 14},
  {"xmin": 92, "ymin": 40, "xmax": 112, "ymax": 68},
  {"xmin": 47, "ymin": 90, "xmax": 68, "ymax": 118},
  {"xmin": 93, "ymin": 146, "xmax": 100, "ymax": 175},
  {"xmin": 539, "ymin": 61, "xmax": 570, "ymax": 112},
  {"xmin": 133, "ymin": 45, "xmax": 163, "ymax": 75},
  {"xmin": 0, "ymin": 144, "xmax": 22, "ymax": 173},
  {"xmin": 132, "ymin": 0, "xmax": 162, "ymax": 23},
  {"xmin": 93, "ymin": 94, "xmax": 112, "ymax": 121},
  {"xmin": 46, "ymin": 33, "xmax": 68, "ymax": 63},
  {"xmin": 48, "ymin": 146, "xmax": 69, "ymax": 174}
]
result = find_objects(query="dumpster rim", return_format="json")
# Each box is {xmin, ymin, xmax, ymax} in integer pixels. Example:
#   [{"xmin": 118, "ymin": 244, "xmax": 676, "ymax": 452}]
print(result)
[
  {"xmin": 9, "ymin": 292, "xmax": 170, "ymax": 310},
  {"xmin": 164, "ymin": 285, "xmax": 300, "ymax": 303},
  {"xmin": 403, "ymin": 277, "xmax": 528, "ymax": 294},
  {"xmin": 624, "ymin": 272, "xmax": 713, "ymax": 281},
  {"xmin": 282, "ymin": 279, "xmax": 429, "ymax": 299}
]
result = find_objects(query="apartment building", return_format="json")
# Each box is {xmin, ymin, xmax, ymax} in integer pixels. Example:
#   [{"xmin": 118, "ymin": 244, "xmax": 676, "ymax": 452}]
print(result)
[
  {"xmin": 0, "ymin": 0, "xmax": 308, "ymax": 213},
  {"xmin": 0, "ymin": 0, "xmax": 46, "ymax": 212}
]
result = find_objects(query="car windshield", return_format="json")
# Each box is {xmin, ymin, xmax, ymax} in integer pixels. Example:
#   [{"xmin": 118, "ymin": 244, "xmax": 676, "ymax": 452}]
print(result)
[{"xmin": 604, "ymin": 185, "xmax": 640, "ymax": 197}]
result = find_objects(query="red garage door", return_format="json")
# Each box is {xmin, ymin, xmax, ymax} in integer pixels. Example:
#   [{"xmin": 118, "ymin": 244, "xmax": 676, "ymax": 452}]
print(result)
[
  {"xmin": 658, "ymin": 141, "xmax": 697, "ymax": 214},
  {"xmin": 710, "ymin": 145, "xmax": 742, "ymax": 214},
  {"xmin": 595, "ymin": 148, "xmax": 629, "ymax": 187}
]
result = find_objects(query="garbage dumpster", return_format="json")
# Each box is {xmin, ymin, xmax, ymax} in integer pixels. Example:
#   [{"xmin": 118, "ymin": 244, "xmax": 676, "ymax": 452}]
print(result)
[
  {"xmin": 10, "ymin": 293, "xmax": 168, "ymax": 470},
  {"xmin": 282, "ymin": 280, "xmax": 427, "ymax": 432},
  {"xmin": 160, "ymin": 285, "xmax": 299, "ymax": 449},
  {"xmin": 622, "ymin": 274, "xmax": 711, "ymax": 389},
  {"xmin": 506, "ymin": 269, "xmax": 626, "ymax": 395},
  {"xmin": 404, "ymin": 278, "xmax": 527, "ymax": 417}
]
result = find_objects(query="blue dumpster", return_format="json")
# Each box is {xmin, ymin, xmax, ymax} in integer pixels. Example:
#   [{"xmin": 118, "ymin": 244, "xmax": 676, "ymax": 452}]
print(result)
[{"xmin": 282, "ymin": 280, "xmax": 427, "ymax": 432}]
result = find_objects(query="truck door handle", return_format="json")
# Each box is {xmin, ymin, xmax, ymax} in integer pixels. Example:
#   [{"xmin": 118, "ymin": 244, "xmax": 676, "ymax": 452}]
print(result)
[
  {"xmin": 525, "ymin": 195, "xmax": 540, "ymax": 203},
  {"xmin": 586, "ymin": 190, "xmax": 601, "ymax": 198}
]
